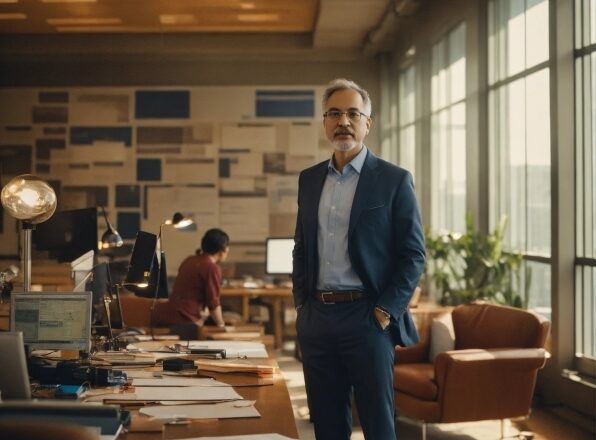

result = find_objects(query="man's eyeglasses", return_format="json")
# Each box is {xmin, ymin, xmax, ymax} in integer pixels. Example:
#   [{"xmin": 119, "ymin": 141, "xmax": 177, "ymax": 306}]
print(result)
[{"xmin": 323, "ymin": 110, "xmax": 369, "ymax": 123}]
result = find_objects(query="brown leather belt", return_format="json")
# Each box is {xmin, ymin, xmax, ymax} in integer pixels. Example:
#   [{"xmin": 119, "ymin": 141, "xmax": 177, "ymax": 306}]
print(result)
[{"xmin": 314, "ymin": 290, "xmax": 365, "ymax": 304}]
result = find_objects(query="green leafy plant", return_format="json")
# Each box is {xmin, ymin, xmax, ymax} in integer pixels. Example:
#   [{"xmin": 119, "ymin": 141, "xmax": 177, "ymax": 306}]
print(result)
[{"xmin": 424, "ymin": 214, "xmax": 529, "ymax": 307}]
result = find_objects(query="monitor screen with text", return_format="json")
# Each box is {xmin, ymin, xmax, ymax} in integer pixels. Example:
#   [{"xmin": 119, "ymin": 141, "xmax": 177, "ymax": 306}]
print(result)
[{"xmin": 11, "ymin": 292, "xmax": 92, "ymax": 352}]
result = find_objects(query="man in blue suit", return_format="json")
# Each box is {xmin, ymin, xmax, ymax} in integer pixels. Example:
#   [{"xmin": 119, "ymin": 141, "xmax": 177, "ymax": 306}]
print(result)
[{"xmin": 292, "ymin": 78, "xmax": 426, "ymax": 439}]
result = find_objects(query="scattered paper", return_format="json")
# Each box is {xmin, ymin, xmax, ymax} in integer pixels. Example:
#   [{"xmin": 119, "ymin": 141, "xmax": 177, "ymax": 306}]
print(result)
[
  {"xmin": 140, "ymin": 400, "xmax": 260, "ymax": 420},
  {"xmin": 195, "ymin": 360, "xmax": 276, "ymax": 378},
  {"xmin": 181, "ymin": 434, "xmax": 297, "ymax": 440},
  {"xmin": 188, "ymin": 341, "xmax": 268, "ymax": 359},
  {"xmin": 135, "ymin": 386, "xmax": 241, "ymax": 401},
  {"xmin": 132, "ymin": 378, "xmax": 230, "ymax": 387},
  {"xmin": 84, "ymin": 386, "xmax": 241, "ymax": 403}
]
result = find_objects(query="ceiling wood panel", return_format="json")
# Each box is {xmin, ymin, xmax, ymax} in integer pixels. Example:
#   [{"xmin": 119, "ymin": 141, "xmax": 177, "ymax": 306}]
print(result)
[{"xmin": 0, "ymin": 0, "xmax": 318, "ymax": 33}]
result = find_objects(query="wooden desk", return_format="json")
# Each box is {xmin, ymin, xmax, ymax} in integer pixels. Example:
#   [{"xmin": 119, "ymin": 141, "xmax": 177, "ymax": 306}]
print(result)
[
  {"xmin": 121, "ymin": 357, "xmax": 298, "ymax": 439},
  {"xmin": 221, "ymin": 287, "xmax": 294, "ymax": 349}
]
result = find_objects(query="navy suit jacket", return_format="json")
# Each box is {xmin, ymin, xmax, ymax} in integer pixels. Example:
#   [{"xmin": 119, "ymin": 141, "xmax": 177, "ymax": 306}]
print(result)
[{"xmin": 292, "ymin": 149, "xmax": 426, "ymax": 347}]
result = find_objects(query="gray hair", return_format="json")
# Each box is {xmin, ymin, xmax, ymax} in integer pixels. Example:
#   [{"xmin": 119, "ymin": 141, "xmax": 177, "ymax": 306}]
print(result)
[{"xmin": 322, "ymin": 78, "xmax": 372, "ymax": 116}]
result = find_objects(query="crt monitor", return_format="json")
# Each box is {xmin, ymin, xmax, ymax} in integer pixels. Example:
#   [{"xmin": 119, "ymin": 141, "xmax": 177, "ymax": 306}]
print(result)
[
  {"xmin": 265, "ymin": 237, "xmax": 294, "ymax": 275},
  {"xmin": 32, "ymin": 208, "xmax": 98, "ymax": 263},
  {"xmin": 10, "ymin": 292, "xmax": 92, "ymax": 352}
]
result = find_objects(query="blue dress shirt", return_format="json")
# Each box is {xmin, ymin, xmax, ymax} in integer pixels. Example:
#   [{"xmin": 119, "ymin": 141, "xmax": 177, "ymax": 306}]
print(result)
[{"xmin": 316, "ymin": 145, "xmax": 368, "ymax": 291}]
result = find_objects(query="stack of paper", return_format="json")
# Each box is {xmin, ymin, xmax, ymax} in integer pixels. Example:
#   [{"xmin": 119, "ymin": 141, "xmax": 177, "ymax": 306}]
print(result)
[
  {"xmin": 131, "ymin": 340, "xmax": 268, "ymax": 358},
  {"xmin": 92, "ymin": 351, "xmax": 156, "ymax": 366},
  {"xmin": 196, "ymin": 360, "xmax": 276, "ymax": 378},
  {"xmin": 209, "ymin": 332, "xmax": 263, "ymax": 341},
  {"xmin": 188, "ymin": 341, "xmax": 268, "ymax": 359},
  {"xmin": 132, "ymin": 377, "xmax": 230, "ymax": 387},
  {"xmin": 84, "ymin": 386, "xmax": 242, "ymax": 404}
]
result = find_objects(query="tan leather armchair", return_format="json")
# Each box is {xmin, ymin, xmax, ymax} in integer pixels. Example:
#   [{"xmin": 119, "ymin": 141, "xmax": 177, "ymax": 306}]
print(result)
[
  {"xmin": 119, "ymin": 294, "xmax": 163, "ymax": 328},
  {"xmin": 394, "ymin": 302, "xmax": 550, "ymax": 440}
]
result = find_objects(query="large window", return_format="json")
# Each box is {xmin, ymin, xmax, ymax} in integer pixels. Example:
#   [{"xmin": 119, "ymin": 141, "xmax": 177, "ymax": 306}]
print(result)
[
  {"xmin": 488, "ymin": 0, "xmax": 551, "ymax": 318},
  {"xmin": 574, "ymin": 0, "xmax": 596, "ymax": 370},
  {"xmin": 398, "ymin": 66, "xmax": 416, "ymax": 178},
  {"xmin": 430, "ymin": 23, "xmax": 467, "ymax": 233}
]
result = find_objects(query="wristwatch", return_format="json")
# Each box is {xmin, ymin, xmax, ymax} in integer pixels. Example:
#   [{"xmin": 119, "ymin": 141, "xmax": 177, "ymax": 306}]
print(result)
[{"xmin": 375, "ymin": 306, "xmax": 391, "ymax": 320}]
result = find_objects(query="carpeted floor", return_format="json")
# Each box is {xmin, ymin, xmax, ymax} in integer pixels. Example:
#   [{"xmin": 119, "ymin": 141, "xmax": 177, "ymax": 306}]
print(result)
[{"xmin": 274, "ymin": 343, "xmax": 593, "ymax": 440}]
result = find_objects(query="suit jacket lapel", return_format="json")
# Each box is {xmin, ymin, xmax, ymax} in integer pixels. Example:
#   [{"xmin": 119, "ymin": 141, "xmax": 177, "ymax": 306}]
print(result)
[
  {"xmin": 305, "ymin": 161, "xmax": 329, "ymax": 239},
  {"xmin": 349, "ymin": 150, "xmax": 380, "ymax": 238}
]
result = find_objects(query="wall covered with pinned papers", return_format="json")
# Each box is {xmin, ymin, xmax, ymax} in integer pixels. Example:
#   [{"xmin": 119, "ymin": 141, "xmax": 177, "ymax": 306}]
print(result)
[{"xmin": 0, "ymin": 86, "xmax": 333, "ymax": 277}]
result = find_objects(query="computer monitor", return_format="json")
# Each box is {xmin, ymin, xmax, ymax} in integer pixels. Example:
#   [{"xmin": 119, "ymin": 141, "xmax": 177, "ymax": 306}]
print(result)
[
  {"xmin": 10, "ymin": 292, "xmax": 92, "ymax": 352},
  {"xmin": 124, "ymin": 231, "xmax": 168, "ymax": 298},
  {"xmin": 265, "ymin": 237, "xmax": 294, "ymax": 275},
  {"xmin": 32, "ymin": 208, "xmax": 98, "ymax": 263}
]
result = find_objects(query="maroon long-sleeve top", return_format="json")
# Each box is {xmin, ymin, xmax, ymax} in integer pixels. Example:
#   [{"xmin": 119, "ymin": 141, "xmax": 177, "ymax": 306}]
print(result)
[{"xmin": 153, "ymin": 253, "xmax": 222, "ymax": 325}]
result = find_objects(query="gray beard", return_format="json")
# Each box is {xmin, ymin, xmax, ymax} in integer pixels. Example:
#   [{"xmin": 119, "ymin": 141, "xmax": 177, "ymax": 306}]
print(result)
[{"xmin": 333, "ymin": 139, "xmax": 357, "ymax": 152}]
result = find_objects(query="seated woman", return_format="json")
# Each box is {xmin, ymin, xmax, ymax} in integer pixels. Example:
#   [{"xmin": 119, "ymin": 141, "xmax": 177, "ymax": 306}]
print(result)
[{"xmin": 153, "ymin": 228, "xmax": 230, "ymax": 327}]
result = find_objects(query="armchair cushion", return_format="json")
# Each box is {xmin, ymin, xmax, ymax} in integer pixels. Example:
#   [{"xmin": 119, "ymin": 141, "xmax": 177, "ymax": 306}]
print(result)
[
  {"xmin": 453, "ymin": 303, "xmax": 549, "ymax": 349},
  {"xmin": 429, "ymin": 313, "xmax": 455, "ymax": 362},
  {"xmin": 434, "ymin": 348, "xmax": 548, "ymax": 422},
  {"xmin": 394, "ymin": 363, "xmax": 437, "ymax": 401}
]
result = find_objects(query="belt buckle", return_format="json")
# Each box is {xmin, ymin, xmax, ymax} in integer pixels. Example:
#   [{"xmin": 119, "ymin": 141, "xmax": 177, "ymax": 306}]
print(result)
[{"xmin": 321, "ymin": 291, "xmax": 335, "ymax": 304}]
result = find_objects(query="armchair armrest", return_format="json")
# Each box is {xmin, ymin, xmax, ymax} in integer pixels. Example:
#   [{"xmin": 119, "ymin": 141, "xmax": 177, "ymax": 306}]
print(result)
[
  {"xmin": 395, "ymin": 341, "xmax": 429, "ymax": 364},
  {"xmin": 434, "ymin": 348, "xmax": 549, "ymax": 423}
]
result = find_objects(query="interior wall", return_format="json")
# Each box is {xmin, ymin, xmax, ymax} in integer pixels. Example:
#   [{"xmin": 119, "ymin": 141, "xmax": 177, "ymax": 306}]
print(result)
[{"xmin": 0, "ymin": 38, "xmax": 380, "ymax": 282}]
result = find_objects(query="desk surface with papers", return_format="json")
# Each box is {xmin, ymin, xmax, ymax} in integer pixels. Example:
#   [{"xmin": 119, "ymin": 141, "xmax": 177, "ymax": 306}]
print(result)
[{"xmin": 93, "ymin": 339, "xmax": 298, "ymax": 440}]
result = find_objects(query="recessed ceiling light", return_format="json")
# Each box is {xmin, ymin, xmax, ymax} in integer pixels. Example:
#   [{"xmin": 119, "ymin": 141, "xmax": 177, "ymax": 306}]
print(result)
[
  {"xmin": 40, "ymin": 0, "xmax": 96, "ymax": 3},
  {"xmin": 56, "ymin": 25, "xmax": 153, "ymax": 32},
  {"xmin": 0, "ymin": 12, "xmax": 26, "ymax": 19},
  {"xmin": 159, "ymin": 14, "xmax": 196, "ymax": 25},
  {"xmin": 239, "ymin": 2, "xmax": 256, "ymax": 9},
  {"xmin": 47, "ymin": 17, "xmax": 122, "ymax": 25},
  {"xmin": 237, "ymin": 13, "xmax": 279, "ymax": 22}
]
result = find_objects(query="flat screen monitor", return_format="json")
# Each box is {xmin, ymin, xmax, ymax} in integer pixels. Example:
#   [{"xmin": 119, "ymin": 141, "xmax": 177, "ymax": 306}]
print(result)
[
  {"xmin": 124, "ymin": 231, "xmax": 168, "ymax": 298},
  {"xmin": 10, "ymin": 292, "xmax": 92, "ymax": 352},
  {"xmin": 32, "ymin": 208, "xmax": 98, "ymax": 263},
  {"xmin": 265, "ymin": 237, "xmax": 294, "ymax": 275}
]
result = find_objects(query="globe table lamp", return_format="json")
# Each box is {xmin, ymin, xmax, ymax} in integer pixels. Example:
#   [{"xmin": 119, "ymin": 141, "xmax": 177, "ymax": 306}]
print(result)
[{"xmin": 1, "ymin": 174, "xmax": 57, "ymax": 292}]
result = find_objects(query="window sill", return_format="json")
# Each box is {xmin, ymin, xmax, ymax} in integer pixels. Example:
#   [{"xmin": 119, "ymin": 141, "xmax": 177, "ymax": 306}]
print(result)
[{"xmin": 561, "ymin": 369, "xmax": 596, "ymax": 390}]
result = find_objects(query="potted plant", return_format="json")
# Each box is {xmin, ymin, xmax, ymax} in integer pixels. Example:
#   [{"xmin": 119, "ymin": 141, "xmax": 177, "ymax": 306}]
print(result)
[{"xmin": 424, "ymin": 214, "xmax": 529, "ymax": 307}]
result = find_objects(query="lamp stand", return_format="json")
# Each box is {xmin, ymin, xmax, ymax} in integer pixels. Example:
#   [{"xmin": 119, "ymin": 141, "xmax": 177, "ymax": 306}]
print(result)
[{"xmin": 21, "ymin": 221, "xmax": 34, "ymax": 292}]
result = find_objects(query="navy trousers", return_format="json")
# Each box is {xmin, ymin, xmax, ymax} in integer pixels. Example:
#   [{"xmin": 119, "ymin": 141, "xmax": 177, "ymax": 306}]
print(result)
[{"xmin": 297, "ymin": 298, "xmax": 396, "ymax": 440}]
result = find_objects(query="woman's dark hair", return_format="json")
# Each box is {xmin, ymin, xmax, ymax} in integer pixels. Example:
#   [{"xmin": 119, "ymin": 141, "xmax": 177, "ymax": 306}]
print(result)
[{"xmin": 201, "ymin": 228, "xmax": 230, "ymax": 254}]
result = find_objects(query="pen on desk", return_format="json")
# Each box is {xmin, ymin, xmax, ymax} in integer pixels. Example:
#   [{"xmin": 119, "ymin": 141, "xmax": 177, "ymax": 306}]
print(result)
[{"xmin": 164, "ymin": 416, "xmax": 217, "ymax": 425}]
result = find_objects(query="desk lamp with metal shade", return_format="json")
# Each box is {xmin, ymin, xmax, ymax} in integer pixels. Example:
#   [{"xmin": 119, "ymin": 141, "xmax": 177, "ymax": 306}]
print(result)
[
  {"xmin": 99, "ymin": 206, "xmax": 123, "ymax": 250},
  {"xmin": 155, "ymin": 211, "xmax": 195, "ymax": 295},
  {"xmin": 1, "ymin": 174, "xmax": 57, "ymax": 292},
  {"xmin": 124, "ymin": 212, "xmax": 194, "ymax": 297},
  {"xmin": 122, "ymin": 212, "xmax": 194, "ymax": 338}
]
